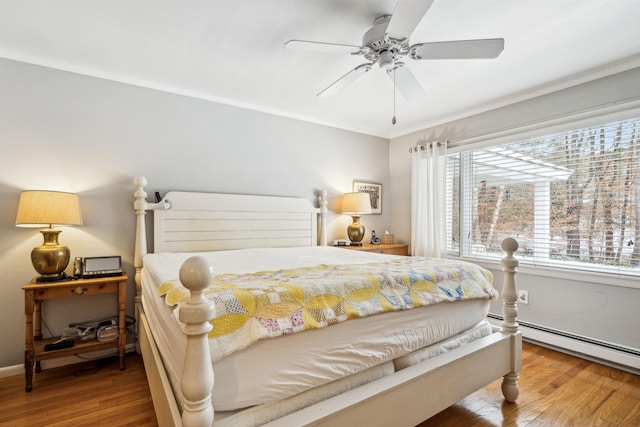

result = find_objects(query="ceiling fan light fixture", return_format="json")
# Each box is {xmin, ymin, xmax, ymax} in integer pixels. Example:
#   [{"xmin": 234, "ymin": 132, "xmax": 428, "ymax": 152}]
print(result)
[{"xmin": 378, "ymin": 51, "xmax": 395, "ymax": 70}]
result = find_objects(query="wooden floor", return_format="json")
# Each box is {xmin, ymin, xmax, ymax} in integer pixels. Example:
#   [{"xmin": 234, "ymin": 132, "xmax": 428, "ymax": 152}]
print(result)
[
  {"xmin": 418, "ymin": 342, "xmax": 640, "ymax": 427},
  {"xmin": 0, "ymin": 342, "xmax": 638, "ymax": 426},
  {"xmin": 0, "ymin": 353, "xmax": 156, "ymax": 426}
]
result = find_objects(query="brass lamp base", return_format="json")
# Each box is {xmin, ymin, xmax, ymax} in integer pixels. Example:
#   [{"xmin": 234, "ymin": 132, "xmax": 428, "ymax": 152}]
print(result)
[
  {"xmin": 31, "ymin": 229, "xmax": 71, "ymax": 282},
  {"xmin": 347, "ymin": 215, "xmax": 365, "ymax": 246}
]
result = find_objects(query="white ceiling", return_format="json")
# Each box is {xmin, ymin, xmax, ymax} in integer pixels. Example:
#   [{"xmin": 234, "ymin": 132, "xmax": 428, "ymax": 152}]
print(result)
[{"xmin": 1, "ymin": 0, "xmax": 640, "ymax": 139}]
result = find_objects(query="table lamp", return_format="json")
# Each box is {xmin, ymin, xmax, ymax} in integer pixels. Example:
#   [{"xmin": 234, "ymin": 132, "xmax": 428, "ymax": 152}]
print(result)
[
  {"xmin": 15, "ymin": 190, "xmax": 83, "ymax": 282},
  {"xmin": 342, "ymin": 192, "xmax": 372, "ymax": 246}
]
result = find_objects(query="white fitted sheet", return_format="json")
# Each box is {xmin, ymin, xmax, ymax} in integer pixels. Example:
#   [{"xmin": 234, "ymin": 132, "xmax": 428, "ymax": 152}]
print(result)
[{"xmin": 141, "ymin": 246, "xmax": 491, "ymax": 411}]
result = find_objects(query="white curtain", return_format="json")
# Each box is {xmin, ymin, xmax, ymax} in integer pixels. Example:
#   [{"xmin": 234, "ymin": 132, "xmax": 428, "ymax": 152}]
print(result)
[{"xmin": 411, "ymin": 141, "xmax": 448, "ymax": 258}]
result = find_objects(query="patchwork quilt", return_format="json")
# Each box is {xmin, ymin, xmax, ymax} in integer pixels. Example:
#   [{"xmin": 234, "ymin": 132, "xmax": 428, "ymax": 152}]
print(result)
[{"xmin": 158, "ymin": 257, "xmax": 496, "ymax": 360}]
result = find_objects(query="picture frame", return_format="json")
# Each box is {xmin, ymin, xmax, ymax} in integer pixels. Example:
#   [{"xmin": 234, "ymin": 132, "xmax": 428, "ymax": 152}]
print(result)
[{"xmin": 353, "ymin": 180, "xmax": 382, "ymax": 214}]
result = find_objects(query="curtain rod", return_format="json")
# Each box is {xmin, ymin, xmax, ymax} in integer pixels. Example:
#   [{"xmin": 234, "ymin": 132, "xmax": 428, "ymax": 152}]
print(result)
[
  {"xmin": 445, "ymin": 100, "xmax": 640, "ymax": 149},
  {"xmin": 409, "ymin": 141, "xmax": 444, "ymax": 153}
]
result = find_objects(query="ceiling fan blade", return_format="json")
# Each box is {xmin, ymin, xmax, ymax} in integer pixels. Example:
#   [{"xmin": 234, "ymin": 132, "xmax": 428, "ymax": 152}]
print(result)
[
  {"xmin": 410, "ymin": 38, "xmax": 505, "ymax": 59},
  {"xmin": 387, "ymin": 62, "xmax": 426, "ymax": 102},
  {"xmin": 317, "ymin": 63, "xmax": 372, "ymax": 98},
  {"xmin": 285, "ymin": 39, "xmax": 361, "ymax": 54},
  {"xmin": 386, "ymin": 0, "xmax": 436, "ymax": 40}
]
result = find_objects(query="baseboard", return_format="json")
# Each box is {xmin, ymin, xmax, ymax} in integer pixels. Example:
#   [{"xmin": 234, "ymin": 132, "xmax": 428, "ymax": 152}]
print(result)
[
  {"xmin": 487, "ymin": 315, "xmax": 640, "ymax": 375},
  {"xmin": 0, "ymin": 343, "xmax": 137, "ymax": 379},
  {"xmin": 0, "ymin": 364, "xmax": 23, "ymax": 379}
]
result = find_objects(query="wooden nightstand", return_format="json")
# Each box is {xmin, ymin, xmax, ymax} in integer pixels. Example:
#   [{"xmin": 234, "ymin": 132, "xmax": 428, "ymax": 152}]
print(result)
[
  {"xmin": 338, "ymin": 243, "xmax": 409, "ymax": 256},
  {"xmin": 23, "ymin": 274, "xmax": 127, "ymax": 392}
]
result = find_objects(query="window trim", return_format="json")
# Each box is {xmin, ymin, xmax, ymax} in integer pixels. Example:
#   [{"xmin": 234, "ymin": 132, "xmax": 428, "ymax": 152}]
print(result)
[
  {"xmin": 458, "ymin": 255, "xmax": 639, "ymax": 290},
  {"xmin": 447, "ymin": 100, "xmax": 640, "ymax": 154}
]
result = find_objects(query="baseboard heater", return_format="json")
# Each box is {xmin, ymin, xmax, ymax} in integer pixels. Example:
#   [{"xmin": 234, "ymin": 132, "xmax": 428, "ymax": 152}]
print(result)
[{"xmin": 487, "ymin": 313, "xmax": 640, "ymax": 374}]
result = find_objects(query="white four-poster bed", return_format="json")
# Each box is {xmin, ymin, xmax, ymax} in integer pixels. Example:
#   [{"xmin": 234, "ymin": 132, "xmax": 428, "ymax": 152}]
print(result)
[{"xmin": 132, "ymin": 177, "xmax": 521, "ymax": 427}]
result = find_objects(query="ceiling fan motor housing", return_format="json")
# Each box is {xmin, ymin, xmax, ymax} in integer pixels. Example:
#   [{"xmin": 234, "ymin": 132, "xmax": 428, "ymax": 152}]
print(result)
[
  {"xmin": 362, "ymin": 15, "xmax": 392, "ymax": 47},
  {"xmin": 362, "ymin": 15, "xmax": 409, "ymax": 69}
]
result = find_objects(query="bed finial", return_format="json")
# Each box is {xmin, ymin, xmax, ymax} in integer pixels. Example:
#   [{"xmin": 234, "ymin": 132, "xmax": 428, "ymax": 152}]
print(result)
[
  {"xmin": 179, "ymin": 256, "xmax": 214, "ymax": 292},
  {"xmin": 501, "ymin": 237, "xmax": 518, "ymax": 258},
  {"xmin": 134, "ymin": 176, "xmax": 147, "ymax": 189},
  {"xmin": 179, "ymin": 256, "xmax": 215, "ymax": 426}
]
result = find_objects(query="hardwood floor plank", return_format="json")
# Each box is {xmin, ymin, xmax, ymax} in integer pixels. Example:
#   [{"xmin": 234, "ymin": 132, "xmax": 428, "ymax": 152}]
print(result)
[{"xmin": 620, "ymin": 401, "xmax": 640, "ymax": 426}]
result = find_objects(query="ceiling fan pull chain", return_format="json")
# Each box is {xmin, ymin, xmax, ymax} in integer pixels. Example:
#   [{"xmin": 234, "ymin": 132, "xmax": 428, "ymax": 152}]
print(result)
[{"xmin": 392, "ymin": 65, "xmax": 397, "ymax": 125}]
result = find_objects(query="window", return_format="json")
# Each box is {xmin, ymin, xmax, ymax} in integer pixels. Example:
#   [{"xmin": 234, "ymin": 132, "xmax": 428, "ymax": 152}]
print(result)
[{"xmin": 447, "ymin": 117, "xmax": 640, "ymax": 275}]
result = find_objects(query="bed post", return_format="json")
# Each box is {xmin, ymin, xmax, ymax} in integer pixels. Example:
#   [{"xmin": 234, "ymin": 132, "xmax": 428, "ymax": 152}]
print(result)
[
  {"xmin": 133, "ymin": 176, "xmax": 172, "ymax": 352},
  {"xmin": 500, "ymin": 237, "xmax": 521, "ymax": 402},
  {"xmin": 133, "ymin": 177, "xmax": 149, "ymax": 351},
  {"xmin": 178, "ymin": 256, "xmax": 215, "ymax": 427},
  {"xmin": 317, "ymin": 189, "xmax": 327, "ymax": 246}
]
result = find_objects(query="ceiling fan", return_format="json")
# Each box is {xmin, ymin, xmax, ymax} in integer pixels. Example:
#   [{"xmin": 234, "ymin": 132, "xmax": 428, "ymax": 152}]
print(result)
[{"xmin": 285, "ymin": 0, "xmax": 504, "ymax": 106}]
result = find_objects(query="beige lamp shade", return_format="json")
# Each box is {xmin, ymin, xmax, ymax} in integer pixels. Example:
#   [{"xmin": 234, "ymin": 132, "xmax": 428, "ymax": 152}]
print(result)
[
  {"xmin": 341, "ymin": 192, "xmax": 372, "ymax": 215},
  {"xmin": 16, "ymin": 190, "xmax": 83, "ymax": 227},
  {"xmin": 15, "ymin": 190, "xmax": 82, "ymax": 282}
]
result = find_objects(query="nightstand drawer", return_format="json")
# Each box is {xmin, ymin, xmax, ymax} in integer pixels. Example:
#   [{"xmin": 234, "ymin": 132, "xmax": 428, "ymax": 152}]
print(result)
[
  {"xmin": 377, "ymin": 245, "xmax": 409, "ymax": 256},
  {"xmin": 337, "ymin": 243, "xmax": 409, "ymax": 256},
  {"xmin": 367, "ymin": 247, "xmax": 386, "ymax": 254},
  {"xmin": 29, "ymin": 281, "xmax": 119, "ymax": 299}
]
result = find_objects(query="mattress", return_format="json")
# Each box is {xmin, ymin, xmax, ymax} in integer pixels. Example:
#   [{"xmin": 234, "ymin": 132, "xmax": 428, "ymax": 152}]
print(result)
[{"xmin": 141, "ymin": 246, "xmax": 493, "ymax": 411}]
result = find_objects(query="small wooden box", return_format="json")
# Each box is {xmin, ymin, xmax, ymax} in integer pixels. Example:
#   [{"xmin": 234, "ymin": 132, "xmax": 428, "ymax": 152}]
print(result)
[{"xmin": 382, "ymin": 234, "xmax": 395, "ymax": 244}]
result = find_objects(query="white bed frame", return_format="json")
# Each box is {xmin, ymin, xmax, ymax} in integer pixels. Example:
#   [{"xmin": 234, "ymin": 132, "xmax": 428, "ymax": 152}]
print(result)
[{"xmin": 132, "ymin": 176, "xmax": 521, "ymax": 427}]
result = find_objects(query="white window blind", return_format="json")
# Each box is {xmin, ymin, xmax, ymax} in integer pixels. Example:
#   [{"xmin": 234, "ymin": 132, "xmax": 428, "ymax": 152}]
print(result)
[{"xmin": 447, "ymin": 117, "xmax": 640, "ymax": 275}]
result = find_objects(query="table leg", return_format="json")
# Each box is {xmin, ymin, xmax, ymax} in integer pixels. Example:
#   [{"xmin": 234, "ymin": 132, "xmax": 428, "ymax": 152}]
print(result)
[
  {"xmin": 24, "ymin": 350, "xmax": 33, "ymax": 392},
  {"xmin": 24, "ymin": 290, "xmax": 34, "ymax": 392},
  {"xmin": 34, "ymin": 301, "xmax": 42, "ymax": 340},
  {"xmin": 118, "ymin": 279, "xmax": 126, "ymax": 370}
]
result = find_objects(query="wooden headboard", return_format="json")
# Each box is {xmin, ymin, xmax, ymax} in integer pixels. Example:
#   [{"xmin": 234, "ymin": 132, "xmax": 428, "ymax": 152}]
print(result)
[
  {"xmin": 153, "ymin": 189, "xmax": 323, "ymax": 252},
  {"xmin": 134, "ymin": 176, "xmax": 326, "ymax": 256}
]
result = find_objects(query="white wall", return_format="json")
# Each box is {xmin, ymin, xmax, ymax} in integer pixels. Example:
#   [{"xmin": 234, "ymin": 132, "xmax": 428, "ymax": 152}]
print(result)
[
  {"xmin": 389, "ymin": 67, "xmax": 640, "ymax": 361},
  {"xmin": 0, "ymin": 58, "xmax": 390, "ymax": 368}
]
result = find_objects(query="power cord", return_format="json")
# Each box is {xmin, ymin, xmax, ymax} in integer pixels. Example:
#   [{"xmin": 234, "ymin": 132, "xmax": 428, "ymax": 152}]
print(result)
[{"xmin": 73, "ymin": 355, "xmax": 118, "ymax": 376}]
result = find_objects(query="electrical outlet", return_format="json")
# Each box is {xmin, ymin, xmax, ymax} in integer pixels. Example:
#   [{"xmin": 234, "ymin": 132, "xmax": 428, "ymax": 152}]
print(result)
[{"xmin": 518, "ymin": 289, "xmax": 529, "ymax": 305}]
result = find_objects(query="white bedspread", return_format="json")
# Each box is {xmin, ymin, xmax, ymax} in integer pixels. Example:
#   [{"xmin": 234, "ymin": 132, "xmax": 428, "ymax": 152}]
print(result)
[{"xmin": 142, "ymin": 246, "xmax": 492, "ymax": 411}]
